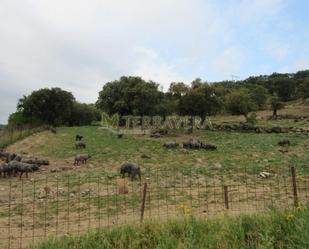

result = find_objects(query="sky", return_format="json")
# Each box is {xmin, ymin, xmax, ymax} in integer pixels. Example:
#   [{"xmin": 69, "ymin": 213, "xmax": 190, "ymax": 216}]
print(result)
[{"xmin": 0, "ymin": 0, "xmax": 309, "ymax": 124}]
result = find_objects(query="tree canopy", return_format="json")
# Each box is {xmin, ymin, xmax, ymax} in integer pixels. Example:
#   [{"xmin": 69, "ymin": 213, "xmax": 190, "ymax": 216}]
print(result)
[
  {"xmin": 8, "ymin": 69, "xmax": 309, "ymax": 127},
  {"xmin": 96, "ymin": 76, "xmax": 162, "ymax": 116},
  {"xmin": 9, "ymin": 87, "xmax": 100, "ymax": 127}
]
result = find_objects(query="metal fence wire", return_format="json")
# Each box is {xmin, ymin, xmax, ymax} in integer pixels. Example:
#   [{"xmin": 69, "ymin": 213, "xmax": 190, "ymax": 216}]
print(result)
[{"xmin": 0, "ymin": 165, "xmax": 308, "ymax": 249}]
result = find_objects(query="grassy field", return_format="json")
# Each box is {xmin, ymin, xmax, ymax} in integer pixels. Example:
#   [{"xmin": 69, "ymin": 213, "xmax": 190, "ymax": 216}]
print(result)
[
  {"xmin": 6, "ymin": 125, "xmax": 309, "ymax": 176},
  {"xmin": 30, "ymin": 207, "xmax": 309, "ymax": 249},
  {"xmin": 0, "ymin": 114, "xmax": 308, "ymax": 248}
]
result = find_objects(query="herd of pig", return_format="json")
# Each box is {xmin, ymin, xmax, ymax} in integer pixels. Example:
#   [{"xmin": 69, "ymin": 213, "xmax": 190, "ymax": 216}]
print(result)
[
  {"xmin": 163, "ymin": 138, "xmax": 217, "ymax": 150},
  {"xmin": 0, "ymin": 134, "xmax": 217, "ymax": 180},
  {"xmin": 0, "ymin": 151, "xmax": 49, "ymax": 178}
]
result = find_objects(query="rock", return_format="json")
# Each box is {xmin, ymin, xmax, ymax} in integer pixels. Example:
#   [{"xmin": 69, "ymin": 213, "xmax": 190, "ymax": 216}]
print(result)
[
  {"xmin": 141, "ymin": 154, "xmax": 151, "ymax": 159},
  {"xmin": 271, "ymin": 127, "xmax": 282, "ymax": 133},
  {"xmin": 281, "ymin": 127, "xmax": 289, "ymax": 133},
  {"xmin": 61, "ymin": 166, "xmax": 72, "ymax": 171},
  {"xmin": 81, "ymin": 190, "xmax": 91, "ymax": 196},
  {"xmin": 255, "ymin": 127, "xmax": 264, "ymax": 133},
  {"xmin": 259, "ymin": 171, "xmax": 271, "ymax": 178},
  {"xmin": 213, "ymin": 162, "xmax": 222, "ymax": 169},
  {"xmin": 150, "ymin": 133, "xmax": 162, "ymax": 138},
  {"xmin": 69, "ymin": 193, "xmax": 75, "ymax": 198},
  {"xmin": 180, "ymin": 149, "xmax": 189, "ymax": 154},
  {"xmin": 279, "ymin": 148, "xmax": 288, "ymax": 153}
]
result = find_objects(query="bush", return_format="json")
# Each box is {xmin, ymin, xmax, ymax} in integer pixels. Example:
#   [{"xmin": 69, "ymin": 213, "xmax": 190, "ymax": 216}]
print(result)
[{"xmin": 245, "ymin": 113, "xmax": 257, "ymax": 126}]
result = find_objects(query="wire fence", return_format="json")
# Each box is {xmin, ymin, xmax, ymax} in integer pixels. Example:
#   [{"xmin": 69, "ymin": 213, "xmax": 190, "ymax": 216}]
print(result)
[
  {"xmin": 0, "ymin": 165, "xmax": 308, "ymax": 249},
  {"xmin": 0, "ymin": 125, "xmax": 49, "ymax": 149}
]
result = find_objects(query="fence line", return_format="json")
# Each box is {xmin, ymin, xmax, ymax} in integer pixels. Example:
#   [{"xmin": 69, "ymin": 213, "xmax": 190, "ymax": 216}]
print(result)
[
  {"xmin": 0, "ymin": 125, "xmax": 49, "ymax": 149},
  {"xmin": 0, "ymin": 165, "xmax": 308, "ymax": 248}
]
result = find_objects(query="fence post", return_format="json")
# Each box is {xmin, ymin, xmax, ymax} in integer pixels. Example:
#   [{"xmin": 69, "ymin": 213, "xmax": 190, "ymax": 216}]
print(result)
[
  {"xmin": 290, "ymin": 166, "xmax": 298, "ymax": 207},
  {"xmin": 223, "ymin": 186, "xmax": 229, "ymax": 210},
  {"xmin": 140, "ymin": 183, "xmax": 148, "ymax": 223}
]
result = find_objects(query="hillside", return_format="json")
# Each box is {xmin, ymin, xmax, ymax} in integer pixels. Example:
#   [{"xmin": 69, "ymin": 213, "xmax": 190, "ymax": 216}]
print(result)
[{"xmin": 0, "ymin": 106, "xmax": 308, "ymax": 249}]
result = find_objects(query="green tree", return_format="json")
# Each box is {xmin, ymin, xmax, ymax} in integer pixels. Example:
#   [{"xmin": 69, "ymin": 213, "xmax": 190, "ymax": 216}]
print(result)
[
  {"xmin": 179, "ymin": 84, "xmax": 224, "ymax": 120},
  {"xmin": 70, "ymin": 103, "xmax": 101, "ymax": 126},
  {"xmin": 96, "ymin": 76, "xmax": 161, "ymax": 116},
  {"xmin": 273, "ymin": 77, "xmax": 296, "ymax": 101},
  {"xmin": 8, "ymin": 111, "xmax": 41, "ymax": 128},
  {"xmin": 226, "ymin": 89, "xmax": 257, "ymax": 117},
  {"xmin": 270, "ymin": 96, "xmax": 285, "ymax": 116},
  {"xmin": 298, "ymin": 78, "xmax": 309, "ymax": 99},
  {"xmin": 168, "ymin": 82, "xmax": 189, "ymax": 97},
  {"xmin": 191, "ymin": 78, "xmax": 203, "ymax": 89},
  {"xmin": 250, "ymin": 85, "xmax": 269, "ymax": 109},
  {"xmin": 18, "ymin": 87, "xmax": 75, "ymax": 125}
]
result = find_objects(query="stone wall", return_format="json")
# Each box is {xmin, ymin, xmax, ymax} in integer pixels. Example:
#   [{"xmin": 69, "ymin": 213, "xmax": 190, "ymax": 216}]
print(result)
[{"xmin": 210, "ymin": 123, "xmax": 309, "ymax": 134}]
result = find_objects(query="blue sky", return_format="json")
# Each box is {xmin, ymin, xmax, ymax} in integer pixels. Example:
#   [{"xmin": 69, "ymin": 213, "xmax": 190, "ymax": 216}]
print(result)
[{"xmin": 0, "ymin": 0, "xmax": 309, "ymax": 123}]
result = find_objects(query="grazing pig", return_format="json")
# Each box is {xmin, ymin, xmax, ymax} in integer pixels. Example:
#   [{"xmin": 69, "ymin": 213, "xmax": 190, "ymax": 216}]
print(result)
[
  {"xmin": 163, "ymin": 141, "xmax": 179, "ymax": 148},
  {"xmin": 0, "ymin": 163, "xmax": 12, "ymax": 177},
  {"xmin": 0, "ymin": 151, "xmax": 17, "ymax": 163},
  {"xmin": 182, "ymin": 141, "xmax": 191, "ymax": 149},
  {"xmin": 29, "ymin": 164, "xmax": 40, "ymax": 172},
  {"xmin": 9, "ymin": 161, "xmax": 38, "ymax": 178},
  {"xmin": 190, "ymin": 141, "xmax": 201, "ymax": 149},
  {"xmin": 278, "ymin": 139, "xmax": 290, "ymax": 146},
  {"xmin": 16, "ymin": 162, "xmax": 37, "ymax": 178},
  {"xmin": 75, "ymin": 134, "xmax": 83, "ymax": 141},
  {"xmin": 8, "ymin": 160, "xmax": 20, "ymax": 176},
  {"xmin": 74, "ymin": 154, "xmax": 91, "ymax": 166},
  {"xmin": 200, "ymin": 143, "xmax": 217, "ymax": 150},
  {"xmin": 75, "ymin": 141, "xmax": 86, "ymax": 149},
  {"xmin": 120, "ymin": 163, "xmax": 141, "ymax": 181}
]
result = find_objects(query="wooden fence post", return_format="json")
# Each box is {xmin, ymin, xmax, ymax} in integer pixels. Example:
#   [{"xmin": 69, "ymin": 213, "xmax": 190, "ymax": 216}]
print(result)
[
  {"xmin": 223, "ymin": 186, "xmax": 229, "ymax": 210},
  {"xmin": 140, "ymin": 183, "xmax": 148, "ymax": 222},
  {"xmin": 290, "ymin": 166, "xmax": 298, "ymax": 207}
]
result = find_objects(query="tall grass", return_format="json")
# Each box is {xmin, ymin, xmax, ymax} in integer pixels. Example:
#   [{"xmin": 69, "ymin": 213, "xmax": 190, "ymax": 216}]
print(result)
[
  {"xmin": 0, "ymin": 126, "xmax": 48, "ymax": 148},
  {"xmin": 30, "ymin": 207, "xmax": 309, "ymax": 249}
]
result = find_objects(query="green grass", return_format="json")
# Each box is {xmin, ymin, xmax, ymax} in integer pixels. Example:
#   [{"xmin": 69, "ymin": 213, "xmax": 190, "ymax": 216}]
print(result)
[
  {"xmin": 257, "ymin": 118, "xmax": 309, "ymax": 128},
  {"xmin": 22, "ymin": 126, "xmax": 309, "ymax": 176},
  {"xmin": 30, "ymin": 207, "xmax": 309, "ymax": 249}
]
